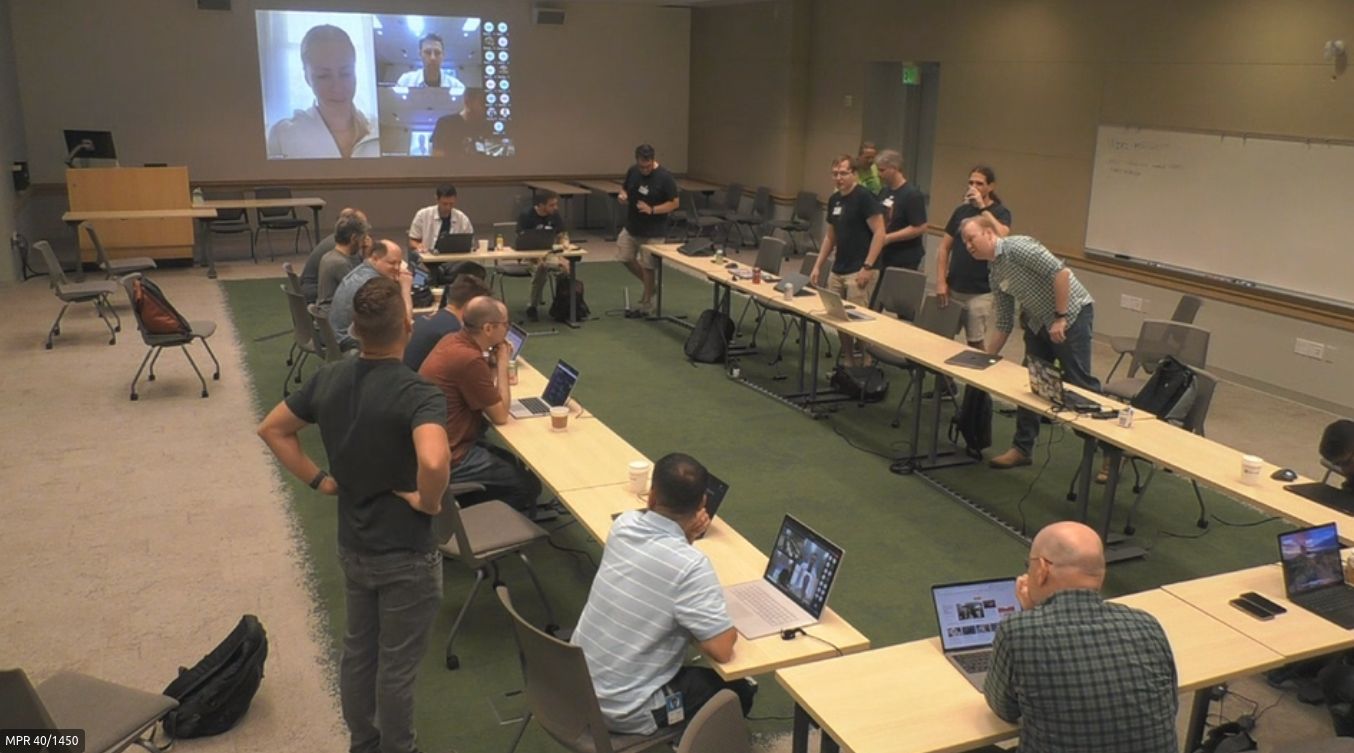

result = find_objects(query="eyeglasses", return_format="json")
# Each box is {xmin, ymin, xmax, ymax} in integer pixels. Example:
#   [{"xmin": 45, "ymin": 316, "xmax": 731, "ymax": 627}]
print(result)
[
  {"xmin": 831, "ymin": 170, "xmax": 853, "ymax": 177},
  {"xmin": 1026, "ymin": 555, "xmax": 1064, "ymax": 569}
]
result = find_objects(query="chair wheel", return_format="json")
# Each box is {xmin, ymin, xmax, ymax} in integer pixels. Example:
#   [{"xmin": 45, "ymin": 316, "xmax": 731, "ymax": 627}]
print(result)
[
  {"xmin": 147, "ymin": 374, "xmax": 156, "ymax": 381},
  {"xmin": 1123, "ymin": 525, "xmax": 1136, "ymax": 536},
  {"xmin": 546, "ymin": 624, "xmax": 561, "ymax": 636},
  {"xmin": 108, "ymin": 337, "xmax": 116, "ymax": 345},
  {"xmin": 213, "ymin": 372, "xmax": 220, "ymax": 380},
  {"xmin": 1197, "ymin": 519, "xmax": 1209, "ymax": 530},
  {"xmin": 201, "ymin": 390, "xmax": 209, "ymax": 398},
  {"xmin": 114, "ymin": 325, "xmax": 121, "ymax": 332},
  {"xmin": 45, "ymin": 342, "xmax": 53, "ymax": 350},
  {"xmin": 130, "ymin": 393, "xmax": 138, "ymax": 401},
  {"xmin": 53, "ymin": 326, "xmax": 60, "ymax": 335},
  {"xmin": 446, "ymin": 654, "xmax": 460, "ymax": 670}
]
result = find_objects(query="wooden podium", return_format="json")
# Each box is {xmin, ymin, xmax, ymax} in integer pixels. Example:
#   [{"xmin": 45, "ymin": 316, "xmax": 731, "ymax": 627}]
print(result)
[{"xmin": 66, "ymin": 167, "xmax": 196, "ymax": 262}]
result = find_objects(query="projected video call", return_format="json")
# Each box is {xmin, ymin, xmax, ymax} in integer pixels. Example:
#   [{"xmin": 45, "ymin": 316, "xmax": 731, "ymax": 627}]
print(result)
[{"xmin": 256, "ymin": 10, "xmax": 514, "ymax": 160}]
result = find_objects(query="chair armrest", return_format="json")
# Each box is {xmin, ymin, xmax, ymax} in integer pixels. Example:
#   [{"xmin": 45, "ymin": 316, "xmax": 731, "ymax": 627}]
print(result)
[{"xmin": 448, "ymin": 482, "xmax": 487, "ymax": 496}]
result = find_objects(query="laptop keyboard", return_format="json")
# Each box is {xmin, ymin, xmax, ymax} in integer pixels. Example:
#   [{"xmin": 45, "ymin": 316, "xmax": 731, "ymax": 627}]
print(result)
[
  {"xmin": 736, "ymin": 585, "xmax": 798, "ymax": 625},
  {"xmin": 953, "ymin": 650, "xmax": 993, "ymax": 674},
  {"xmin": 518, "ymin": 397, "xmax": 549, "ymax": 415},
  {"xmin": 1299, "ymin": 587, "xmax": 1354, "ymax": 612},
  {"xmin": 1061, "ymin": 391, "xmax": 1100, "ymax": 412}
]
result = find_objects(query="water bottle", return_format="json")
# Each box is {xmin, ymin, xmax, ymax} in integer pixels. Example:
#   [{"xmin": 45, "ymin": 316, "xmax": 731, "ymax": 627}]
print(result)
[
  {"xmin": 495, "ymin": 233, "xmax": 504, "ymax": 251},
  {"xmin": 191, "ymin": 187, "xmax": 204, "ymax": 205}
]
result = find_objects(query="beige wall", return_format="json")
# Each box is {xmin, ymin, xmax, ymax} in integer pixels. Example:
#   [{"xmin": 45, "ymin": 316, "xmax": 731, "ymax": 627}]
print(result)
[{"xmin": 11, "ymin": 0, "xmax": 690, "ymax": 184}]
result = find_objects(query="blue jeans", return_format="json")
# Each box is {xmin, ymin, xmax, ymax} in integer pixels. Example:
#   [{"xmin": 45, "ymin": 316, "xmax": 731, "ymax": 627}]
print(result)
[
  {"xmin": 338, "ymin": 548, "xmax": 442, "ymax": 753},
  {"xmin": 1013, "ymin": 305, "xmax": 1102, "ymax": 456}
]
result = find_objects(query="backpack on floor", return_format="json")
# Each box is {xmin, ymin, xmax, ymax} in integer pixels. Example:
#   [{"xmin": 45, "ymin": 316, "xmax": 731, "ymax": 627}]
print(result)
[
  {"xmin": 1130, "ymin": 355, "xmax": 1198, "ymax": 424},
  {"xmin": 830, "ymin": 365, "xmax": 889, "ymax": 403},
  {"xmin": 161, "ymin": 614, "xmax": 268, "ymax": 739},
  {"xmin": 132, "ymin": 276, "xmax": 191, "ymax": 336},
  {"xmin": 549, "ymin": 274, "xmax": 590, "ymax": 322},
  {"xmin": 684, "ymin": 309, "xmax": 734, "ymax": 364},
  {"xmin": 950, "ymin": 385, "xmax": 993, "ymax": 458}
]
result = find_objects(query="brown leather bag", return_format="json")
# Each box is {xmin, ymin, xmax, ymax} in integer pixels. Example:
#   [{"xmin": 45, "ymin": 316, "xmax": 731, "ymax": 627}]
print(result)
[{"xmin": 133, "ymin": 277, "xmax": 191, "ymax": 335}]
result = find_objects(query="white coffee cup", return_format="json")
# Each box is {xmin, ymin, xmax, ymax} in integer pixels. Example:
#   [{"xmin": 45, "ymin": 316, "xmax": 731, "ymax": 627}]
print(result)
[
  {"xmin": 477, "ymin": 238, "xmax": 489, "ymax": 252},
  {"xmin": 628, "ymin": 460, "xmax": 651, "ymax": 494},
  {"xmin": 549, "ymin": 405, "xmax": 570, "ymax": 432},
  {"xmin": 781, "ymin": 282, "xmax": 794, "ymax": 301},
  {"xmin": 1241, "ymin": 454, "xmax": 1264, "ymax": 486}
]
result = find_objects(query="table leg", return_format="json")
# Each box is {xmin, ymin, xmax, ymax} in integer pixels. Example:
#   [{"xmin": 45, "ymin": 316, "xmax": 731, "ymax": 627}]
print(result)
[
  {"xmin": 820, "ymin": 732, "xmax": 841, "ymax": 753},
  {"xmin": 1076, "ymin": 433, "xmax": 1097, "ymax": 523},
  {"xmin": 797, "ymin": 315, "xmax": 808, "ymax": 395},
  {"xmin": 1184, "ymin": 688, "xmax": 1213, "ymax": 753},
  {"xmin": 1100, "ymin": 444, "xmax": 1146, "ymax": 562},
  {"xmin": 201, "ymin": 218, "xmax": 218, "ymax": 280},
  {"xmin": 792, "ymin": 704, "xmax": 810, "ymax": 753},
  {"xmin": 567, "ymin": 256, "xmax": 580, "ymax": 328},
  {"xmin": 654, "ymin": 254, "xmax": 665, "ymax": 319},
  {"xmin": 311, "ymin": 205, "xmax": 322, "ymax": 242},
  {"xmin": 66, "ymin": 221, "xmax": 86, "ymax": 281},
  {"xmin": 808, "ymin": 321, "xmax": 822, "ymax": 405}
]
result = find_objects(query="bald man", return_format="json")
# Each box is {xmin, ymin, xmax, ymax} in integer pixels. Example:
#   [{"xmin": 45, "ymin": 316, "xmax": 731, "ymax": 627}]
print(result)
[
  {"xmin": 985, "ymin": 522, "xmax": 1177, "ymax": 753},
  {"xmin": 418, "ymin": 296, "xmax": 542, "ymax": 512}
]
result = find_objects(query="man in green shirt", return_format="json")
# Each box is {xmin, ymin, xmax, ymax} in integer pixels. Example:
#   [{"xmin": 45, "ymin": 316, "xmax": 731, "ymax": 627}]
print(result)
[{"xmin": 855, "ymin": 141, "xmax": 882, "ymax": 193}]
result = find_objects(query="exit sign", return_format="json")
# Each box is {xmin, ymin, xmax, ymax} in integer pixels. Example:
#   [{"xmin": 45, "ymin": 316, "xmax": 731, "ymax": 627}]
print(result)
[{"xmin": 902, "ymin": 65, "xmax": 921, "ymax": 85}]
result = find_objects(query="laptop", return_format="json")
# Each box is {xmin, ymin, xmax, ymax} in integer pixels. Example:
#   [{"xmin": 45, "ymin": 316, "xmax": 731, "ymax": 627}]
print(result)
[
  {"xmin": 515, "ymin": 227, "xmax": 557, "ymax": 251},
  {"xmin": 724, "ymin": 515, "xmax": 844, "ymax": 639},
  {"xmin": 1278, "ymin": 523, "xmax": 1354, "ymax": 628},
  {"xmin": 509, "ymin": 360, "xmax": 580, "ymax": 418},
  {"xmin": 817, "ymin": 288, "xmax": 875, "ymax": 322},
  {"xmin": 777, "ymin": 272, "xmax": 815, "ymax": 297},
  {"xmin": 945, "ymin": 350, "xmax": 1002, "ymax": 370},
  {"xmin": 505, "ymin": 323, "xmax": 528, "ymax": 362},
  {"xmin": 1285, "ymin": 483, "xmax": 1354, "ymax": 516},
  {"xmin": 433, "ymin": 233, "xmax": 474, "ymax": 253},
  {"xmin": 1026, "ymin": 357, "xmax": 1101, "ymax": 413},
  {"xmin": 932, "ymin": 578, "xmax": 1023, "ymax": 691},
  {"xmin": 678, "ymin": 238, "xmax": 715, "ymax": 257},
  {"xmin": 612, "ymin": 471, "xmax": 730, "ymax": 525}
]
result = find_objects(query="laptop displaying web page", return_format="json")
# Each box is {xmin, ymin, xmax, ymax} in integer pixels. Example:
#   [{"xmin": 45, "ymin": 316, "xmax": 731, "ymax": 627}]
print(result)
[
  {"xmin": 505, "ymin": 323, "xmax": 527, "ymax": 362},
  {"xmin": 932, "ymin": 578, "xmax": 1022, "ymax": 691},
  {"xmin": 724, "ymin": 515, "xmax": 844, "ymax": 639},
  {"xmin": 509, "ymin": 360, "xmax": 579, "ymax": 418}
]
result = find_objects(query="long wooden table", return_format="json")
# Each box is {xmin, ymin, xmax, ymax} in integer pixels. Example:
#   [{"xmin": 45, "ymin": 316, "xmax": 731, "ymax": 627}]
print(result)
[
  {"xmin": 197, "ymin": 196, "xmax": 325, "ymax": 279},
  {"xmin": 422, "ymin": 247, "xmax": 588, "ymax": 327},
  {"xmin": 62, "ymin": 209, "xmax": 220, "ymax": 280},
  {"xmin": 572, "ymin": 180, "xmax": 625, "ymax": 239},
  {"xmin": 492, "ymin": 360, "xmax": 870, "ymax": 680},
  {"xmin": 644, "ymin": 242, "xmax": 1347, "ymax": 554},
  {"xmin": 525, "ymin": 180, "xmax": 593, "ymax": 233},
  {"xmin": 776, "ymin": 587, "xmax": 1287, "ymax": 753}
]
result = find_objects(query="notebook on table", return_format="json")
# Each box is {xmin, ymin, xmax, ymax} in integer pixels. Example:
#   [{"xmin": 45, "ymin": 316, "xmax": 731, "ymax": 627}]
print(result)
[
  {"xmin": 509, "ymin": 360, "xmax": 579, "ymax": 418},
  {"xmin": 723, "ymin": 515, "xmax": 844, "ymax": 639},
  {"xmin": 931, "ymin": 578, "xmax": 1023, "ymax": 691},
  {"xmin": 1278, "ymin": 523, "xmax": 1354, "ymax": 628},
  {"xmin": 1027, "ymin": 356, "xmax": 1100, "ymax": 413}
]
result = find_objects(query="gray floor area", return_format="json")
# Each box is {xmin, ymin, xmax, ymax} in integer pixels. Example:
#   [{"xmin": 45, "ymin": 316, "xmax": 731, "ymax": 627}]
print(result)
[{"xmin": 6, "ymin": 227, "xmax": 1348, "ymax": 751}]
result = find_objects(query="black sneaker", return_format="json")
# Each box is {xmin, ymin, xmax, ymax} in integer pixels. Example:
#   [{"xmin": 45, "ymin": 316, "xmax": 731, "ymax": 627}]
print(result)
[{"xmin": 526, "ymin": 306, "xmax": 539, "ymax": 322}]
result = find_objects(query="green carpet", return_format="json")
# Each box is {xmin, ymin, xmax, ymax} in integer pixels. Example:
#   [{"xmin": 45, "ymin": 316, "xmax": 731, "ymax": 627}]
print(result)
[{"xmin": 223, "ymin": 262, "xmax": 1289, "ymax": 752}]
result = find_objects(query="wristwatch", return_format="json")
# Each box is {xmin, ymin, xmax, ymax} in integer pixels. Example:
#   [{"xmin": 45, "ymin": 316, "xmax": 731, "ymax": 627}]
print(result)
[
  {"xmin": 1053, "ymin": 312, "xmax": 1068, "ymax": 319},
  {"xmin": 861, "ymin": 263, "xmax": 875, "ymax": 271},
  {"xmin": 309, "ymin": 469, "xmax": 330, "ymax": 490}
]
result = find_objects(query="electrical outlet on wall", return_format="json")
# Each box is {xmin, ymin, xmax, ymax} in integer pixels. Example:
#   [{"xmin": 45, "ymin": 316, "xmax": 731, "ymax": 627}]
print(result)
[
  {"xmin": 1295, "ymin": 338, "xmax": 1326, "ymax": 360},
  {"xmin": 1120, "ymin": 294, "xmax": 1143, "ymax": 312}
]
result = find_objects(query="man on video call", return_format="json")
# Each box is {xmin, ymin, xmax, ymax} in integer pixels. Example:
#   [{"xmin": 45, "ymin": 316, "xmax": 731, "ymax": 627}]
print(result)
[
  {"xmin": 395, "ymin": 33, "xmax": 466, "ymax": 94},
  {"xmin": 430, "ymin": 88, "xmax": 490, "ymax": 158}
]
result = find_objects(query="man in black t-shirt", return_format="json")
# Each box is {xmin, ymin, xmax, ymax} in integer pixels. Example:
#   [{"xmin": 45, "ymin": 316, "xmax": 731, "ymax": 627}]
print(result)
[
  {"xmin": 517, "ymin": 189, "xmax": 569, "ymax": 322},
  {"xmin": 1321, "ymin": 420, "xmax": 1354, "ymax": 491},
  {"xmin": 810, "ymin": 154, "xmax": 886, "ymax": 367},
  {"xmin": 617, "ymin": 143, "xmax": 679, "ymax": 316},
  {"xmin": 936, "ymin": 166, "xmax": 1012, "ymax": 348},
  {"xmin": 258, "ymin": 276, "xmax": 450, "ymax": 753},
  {"xmin": 874, "ymin": 149, "xmax": 928, "ymax": 272},
  {"xmin": 430, "ymin": 87, "xmax": 491, "ymax": 158}
]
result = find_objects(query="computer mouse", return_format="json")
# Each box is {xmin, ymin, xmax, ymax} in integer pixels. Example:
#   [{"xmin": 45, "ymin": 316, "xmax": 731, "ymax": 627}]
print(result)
[
  {"xmin": 724, "ymin": 262, "xmax": 738, "ymax": 269},
  {"xmin": 1271, "ymin": 468, "xmax": 1298, "ymax": 482}
]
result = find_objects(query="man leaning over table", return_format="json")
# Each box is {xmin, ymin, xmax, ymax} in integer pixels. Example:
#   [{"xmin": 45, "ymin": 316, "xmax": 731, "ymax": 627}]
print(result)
[
  {"xmin": 573, "ymin": 452, "xmax": 757, "ymax": 735},
  {"xmin": 986, "ymin": 521, "xmax": 1177, "ymax": 753},
  {"xmin": 961, "ymin": 214, "xmax": 1100, "ymax": 469}
]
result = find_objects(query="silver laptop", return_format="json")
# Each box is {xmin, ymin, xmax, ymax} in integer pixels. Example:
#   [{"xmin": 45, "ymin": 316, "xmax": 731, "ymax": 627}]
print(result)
[
  {"xmin": 724, "ymin": 515, "xmax": 844, "ymax": 639},
  {"xmin": 777, "ymin": 272, "xmax": 815, "ymax": 297},
  {"xmin": 932, "ymin": 578, "xmax": 1023, "ymax": 691},
  {"xmin": 505, "ymin": 323, "xmax": 528, "ymax": 362},
  {"xmin": 817, "ymin": 287, "xmax": 875, "ymax": 322},
  {"xmin": 509, "ymin": 360, "xmax": 579, "ymax": 418}
]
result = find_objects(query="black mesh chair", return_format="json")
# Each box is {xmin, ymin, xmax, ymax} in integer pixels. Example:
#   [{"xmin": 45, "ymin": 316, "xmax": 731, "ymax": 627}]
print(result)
[
  {"xmin": 1105, "ymin": 294, "xmax": 1202, "ymax": 380},
  {"xmin": 767, "ymin": 191, "xmax": 819, "ymax": 254},
  {"xmin": 204, "ymin": 189, "xmax": 258, "ymax": 263},
  {"xmin": 252, "ymin": 186, "xmax": 311, "ymax": 260},
  {"xmin": 728, "ymin": 186, "xmax": 772, "ymax": 247}
]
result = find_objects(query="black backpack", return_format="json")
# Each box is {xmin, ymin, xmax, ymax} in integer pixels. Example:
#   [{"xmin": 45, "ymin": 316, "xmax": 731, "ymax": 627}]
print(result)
[
  {"xmin": 1130, "ymin": 356, "xmax": 1198, "ymax": 424},
  {"xmin": 549, "ymin": 274, "xmax": 590, "ymax": 322},
  {"xmin": 684, "ymin": 309, "xmax": 734, "ymax": 363},
  {"xmin": 161, "ymin": 615, "xmax": 268, "ymax": 739},
  {"xmin": 950, "ymin": 386, "xmax": 993, "ymax": 458},
  {"xmin": 830, "ymin": 365, "xmax": 889, "ymax": 403}
]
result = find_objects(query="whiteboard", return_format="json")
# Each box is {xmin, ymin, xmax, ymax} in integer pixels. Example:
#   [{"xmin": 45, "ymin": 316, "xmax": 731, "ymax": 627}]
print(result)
[{"xmin": 1085, "ymin": 125, "xmax": 1353, "ymax": 306}]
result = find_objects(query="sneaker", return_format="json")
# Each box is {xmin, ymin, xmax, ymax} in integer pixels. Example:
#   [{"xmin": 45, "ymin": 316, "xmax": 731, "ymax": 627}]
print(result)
[
  {"xmin": 989, "ymin": 448, "xmax": 1032, "ymax": 469},
  {"xmin": 525, "ymin": 306, "xmax": 539, "ymax": 323}
]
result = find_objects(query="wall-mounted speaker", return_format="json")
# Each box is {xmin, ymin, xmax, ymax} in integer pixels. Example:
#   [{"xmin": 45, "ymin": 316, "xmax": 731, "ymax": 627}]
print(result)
[{"xmin": 533, "ymin": 4, "xmax": 565, "ymax": 25}]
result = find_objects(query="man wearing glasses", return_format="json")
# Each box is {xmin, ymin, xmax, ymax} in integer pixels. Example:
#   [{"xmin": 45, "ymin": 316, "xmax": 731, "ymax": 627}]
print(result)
[
  {"xmin": 985, "ymin": 521, "xmax": 1177, "ymax": 753},
  {"xmin": 419, "ymin": 296, "xmax": 541, "ymax": 512},
  {"xmin": 810, "ymin": 154, "xmax": 886, "ymax": 367}
]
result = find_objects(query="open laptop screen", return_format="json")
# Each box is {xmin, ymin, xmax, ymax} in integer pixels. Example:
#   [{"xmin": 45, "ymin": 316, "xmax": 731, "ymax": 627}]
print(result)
[
  {"xmin": 704, "ymin": 473, "xmax": 730, "ymax": 519},
  {"xmin": 506, "ymin": 324, "xmax": 527, "ymax": 362},
  {"xmin": 541, "ymin": 360, "xmax": 579, "ymax": 408},
  {"xmin": 1027, "ymin": 357, "xmax": 1064, "ymax": 403},
  {"xmin": 1280, "ymin": 523, "xmax": 1345, "ymax": 595},
  {"xmin": 933, "ymin": 578, "xmax": 1022, "ymax": 652},
  {"xmin": 763, "ymin": 516, "xmax": 843, "ymax": 619}
]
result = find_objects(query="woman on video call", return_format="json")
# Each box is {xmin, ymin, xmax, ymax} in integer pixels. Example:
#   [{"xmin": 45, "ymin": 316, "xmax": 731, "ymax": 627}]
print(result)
[{"xmin": 267, "ymin": 25, "xmax": 379, "ymax": 159}]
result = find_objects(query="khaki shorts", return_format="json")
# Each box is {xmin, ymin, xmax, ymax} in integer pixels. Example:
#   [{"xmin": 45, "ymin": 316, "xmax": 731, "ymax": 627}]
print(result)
[
  {"xmin": 827, "ymin": 270, "xmax": 876, "ymax": 308},
  {"xmin": 617, "ymin": 229, "xmax": 660, "ymax": 270},
  {"xmin": 952, "ymin": 291, "xmax": 994, "ymax": 345}
]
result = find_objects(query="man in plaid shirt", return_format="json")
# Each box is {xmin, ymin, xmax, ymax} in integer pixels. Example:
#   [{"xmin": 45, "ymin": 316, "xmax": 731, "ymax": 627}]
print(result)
[
  {"xmin": 985, "ymin": 521, "xmax": 1177, "ymax": 753},
  {"xmin": 961, "ymin": 215, "xmax": 1100, "ymax": 468}
]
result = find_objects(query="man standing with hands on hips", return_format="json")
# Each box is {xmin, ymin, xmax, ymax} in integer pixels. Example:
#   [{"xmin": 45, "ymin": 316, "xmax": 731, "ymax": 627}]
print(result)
[
  {"xmin": 810, "ymin": 154, "xmax": 886, "ymax": 367},
  {"xmin": 960, "ymin": 215, "xmax": 1099, "ymax": 468},
  {"xmin": 617, "ymin": 144, "xmax": 679, "ymax": 317}
]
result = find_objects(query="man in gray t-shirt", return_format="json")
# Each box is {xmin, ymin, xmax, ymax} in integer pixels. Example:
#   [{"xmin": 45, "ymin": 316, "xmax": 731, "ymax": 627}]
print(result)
[{"xmin": 316, "ymin": 212, "xmax": 370, "ymax": 310}]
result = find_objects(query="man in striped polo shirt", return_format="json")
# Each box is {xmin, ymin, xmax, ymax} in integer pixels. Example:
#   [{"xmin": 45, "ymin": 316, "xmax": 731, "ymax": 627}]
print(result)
[{"xmin": 573, "ymin": 453, "xmax": 757, "ymax": 734}]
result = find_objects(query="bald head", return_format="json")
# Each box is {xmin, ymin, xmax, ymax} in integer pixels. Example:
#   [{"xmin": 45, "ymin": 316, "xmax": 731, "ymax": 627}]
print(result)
[
  {"xmin": 1024, "ymin": 521, "xmax": 1105, "ymax": 606},
  {"xmin": 461, "ymin": 295, "xmax": 508, "ymax": 347}
]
